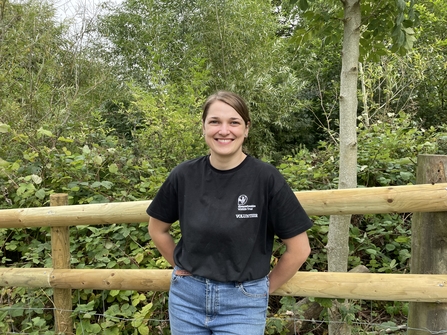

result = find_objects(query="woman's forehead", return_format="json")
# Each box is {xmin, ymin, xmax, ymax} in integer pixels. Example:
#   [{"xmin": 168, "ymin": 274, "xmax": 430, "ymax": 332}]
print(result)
[{"xmin": 205, "ymin": 101, "xmax": 241, "ymax": 119}]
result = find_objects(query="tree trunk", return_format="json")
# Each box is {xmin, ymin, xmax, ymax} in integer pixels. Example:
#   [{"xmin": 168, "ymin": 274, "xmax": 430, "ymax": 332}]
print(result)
[
  {"xmin": 408, "ymin": 155, "xmax": 447, "ymax": 335},
  {"xmin": 327, "ymin": 1, "xmax": 360, "ymax": 334}
]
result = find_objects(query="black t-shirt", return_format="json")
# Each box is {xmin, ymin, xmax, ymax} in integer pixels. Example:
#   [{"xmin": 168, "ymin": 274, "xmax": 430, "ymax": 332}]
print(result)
[{"xmin": 147, "ymin": 155, "xmax": 313, "ymax": 282}]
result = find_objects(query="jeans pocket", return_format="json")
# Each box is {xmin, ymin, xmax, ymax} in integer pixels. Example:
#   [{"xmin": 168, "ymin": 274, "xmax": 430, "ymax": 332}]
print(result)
[
  {"xmin": 171, "ymin": 266, "xmax": 180, "ymax": 283},
  {"xmin": 171, "ymin": 267, "xmax": 192, "ymax": 284},
  {"xmin": 238, "ymin": 277, "xmax": 268, "ymax": 298}
]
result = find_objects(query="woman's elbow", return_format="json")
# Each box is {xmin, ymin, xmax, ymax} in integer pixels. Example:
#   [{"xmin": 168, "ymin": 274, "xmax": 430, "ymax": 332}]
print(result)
[
  {"xmin": 148, "ymin": 217, "xmax": 170, "ymax": 238},
  {"xmin": 304, "ymin": 244, "xmax": 311, "ymax": 259}
]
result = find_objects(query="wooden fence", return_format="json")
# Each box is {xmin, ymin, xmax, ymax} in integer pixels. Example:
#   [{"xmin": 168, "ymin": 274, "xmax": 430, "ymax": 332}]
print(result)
[{"xmin": 1, "ymin": 179, "xmax": 447, "ymax": 333}]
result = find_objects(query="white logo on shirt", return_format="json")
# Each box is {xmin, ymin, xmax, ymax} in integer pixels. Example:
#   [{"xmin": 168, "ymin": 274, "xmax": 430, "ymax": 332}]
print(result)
[
  {"xmin": 238, "ymin": 194, "xmax": 248, "ymax": 205},
  {"xmin": 236, "ymin": 195, "xmax": 258, "ymax": 218}
]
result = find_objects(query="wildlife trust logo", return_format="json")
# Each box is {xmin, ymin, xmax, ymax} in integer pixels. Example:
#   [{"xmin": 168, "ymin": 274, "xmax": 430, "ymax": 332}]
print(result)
[
  {"xmin": 236, "ymin": 194, "xmax": 258, "ymax": 219},
  {"xmin": 238, "ymin": 194, "xmax": 248, "ymax": 206}
]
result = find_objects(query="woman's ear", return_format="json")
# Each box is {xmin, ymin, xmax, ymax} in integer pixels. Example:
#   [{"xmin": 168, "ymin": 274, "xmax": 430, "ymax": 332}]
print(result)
[{"xmin": 245, "ymin": 121, "xmax": 250, "ymax": 137}]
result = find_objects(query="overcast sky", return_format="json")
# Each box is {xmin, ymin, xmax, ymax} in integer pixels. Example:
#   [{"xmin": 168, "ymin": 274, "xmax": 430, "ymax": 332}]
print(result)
[{"xmin": 52, "ymin": 0, "xmax": 122, "ymax": 22}]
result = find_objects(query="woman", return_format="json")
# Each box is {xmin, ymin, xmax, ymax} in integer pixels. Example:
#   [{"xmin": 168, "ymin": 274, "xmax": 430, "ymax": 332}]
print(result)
[{"xmin": 147, "ymin": 91, "xmax": 312, "ymax": 335}]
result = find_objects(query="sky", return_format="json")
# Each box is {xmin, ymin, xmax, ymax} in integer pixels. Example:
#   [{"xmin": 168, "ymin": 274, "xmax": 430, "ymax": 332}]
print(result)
[
  {"xmin": 52, "ymin": 0, "xmax": 122, "ymax": 23},
  {"xmin": 45, "ymin": 0, "xmax": 123, "ymax": 41}
]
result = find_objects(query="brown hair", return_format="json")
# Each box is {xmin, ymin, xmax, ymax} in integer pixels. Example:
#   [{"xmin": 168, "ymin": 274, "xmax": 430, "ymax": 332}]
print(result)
[{"xmin": 202, "ymin": 91, "xmax": 251, "ymax": 126}]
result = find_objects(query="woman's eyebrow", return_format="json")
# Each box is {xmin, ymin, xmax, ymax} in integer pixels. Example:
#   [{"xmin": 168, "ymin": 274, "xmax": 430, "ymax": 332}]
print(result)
[{"xmin": 208, "ymin": 116, "xmax": 242, "ymax": 120}]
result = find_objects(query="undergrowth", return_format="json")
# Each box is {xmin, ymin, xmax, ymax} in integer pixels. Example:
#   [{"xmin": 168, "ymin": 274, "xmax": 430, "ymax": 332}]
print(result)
[{"xmin": 1, "ymin": 113, "xmax": 446, "ymax": 333}]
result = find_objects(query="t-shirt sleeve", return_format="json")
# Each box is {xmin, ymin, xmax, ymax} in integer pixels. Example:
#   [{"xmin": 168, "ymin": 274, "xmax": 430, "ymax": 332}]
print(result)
[
  {"xmin": 269, "ymin": 182, "xmax": 313, "ymax": 239},
  {"xmin": 146, "ymin": 173, "xmax": 179, "ymax": 224}
]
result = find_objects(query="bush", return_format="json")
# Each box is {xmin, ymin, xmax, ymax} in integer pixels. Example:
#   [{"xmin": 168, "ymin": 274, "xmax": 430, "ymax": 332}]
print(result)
[{"xmin": 1, "ymin": 111, "xmax": 447, "ymax": 333}]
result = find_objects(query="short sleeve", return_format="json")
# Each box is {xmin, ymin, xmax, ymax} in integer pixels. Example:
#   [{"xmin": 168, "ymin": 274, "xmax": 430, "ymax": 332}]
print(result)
[
  {"xmin": 146, "ymin": 174, "xmax": 179, "ymax": 224},
  {"xmin": 268, "ymin": 182, "xmax": 313, "ymax": 239}
]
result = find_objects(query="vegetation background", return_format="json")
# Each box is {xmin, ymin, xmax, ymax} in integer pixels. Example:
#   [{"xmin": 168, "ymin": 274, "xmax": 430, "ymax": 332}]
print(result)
[{"xmin": 1, "ymin": 0, "xmax": 447, "ymax": 333}]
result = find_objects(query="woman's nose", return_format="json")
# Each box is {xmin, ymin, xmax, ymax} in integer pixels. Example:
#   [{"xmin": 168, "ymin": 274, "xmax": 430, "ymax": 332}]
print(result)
[{"xmin": 219, "ymin": 123, "xmax": 230, "ymax": 134}]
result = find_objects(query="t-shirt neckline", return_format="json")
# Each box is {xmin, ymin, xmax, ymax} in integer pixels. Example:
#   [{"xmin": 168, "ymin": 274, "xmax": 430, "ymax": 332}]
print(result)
[{"xmin": 206, "ymin": 154, "xmax": 250, "ymax": 173}]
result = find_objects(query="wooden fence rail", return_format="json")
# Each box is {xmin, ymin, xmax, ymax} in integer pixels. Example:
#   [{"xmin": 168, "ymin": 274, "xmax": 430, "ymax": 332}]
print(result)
[
  {"xmin": 1, "ymin": 268, "xmax": 447, "ymax": 302},
  {"xmin": 1, "ymin": 183, "xmax": 447, "ymax": 229}
]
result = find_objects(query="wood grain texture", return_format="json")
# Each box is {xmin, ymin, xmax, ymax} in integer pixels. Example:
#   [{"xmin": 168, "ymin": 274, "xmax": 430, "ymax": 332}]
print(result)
[
  {"xmin": 1, "ymin": 183, "xmax": 447, "ymax": 228},
  {"xmin": 2, "ymin": 268, "xmax": 447, "ymax": 302}
]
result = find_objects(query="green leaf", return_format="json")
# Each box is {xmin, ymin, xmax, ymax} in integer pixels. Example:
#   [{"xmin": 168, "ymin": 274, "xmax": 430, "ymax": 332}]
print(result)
[
  {"xmin": 91, "ymin": 181, "xmax": 102, "ymax": 188},
  {"xmin": 132, "ymin": 318, "xmax": 143, "ymax": 328},
  {"xmin": 385, "ymin": 243, "xmax": 396, "ymax": 251},
  {"xmin": 0, "ymin": 123, "xmax": 11, "ymax": 133},
  {"xmin": 138, "ymin": 325, "xmax": 149, "ymax": 335},
  {"xmin": 57, "ymin": 136, "xmax": 74, "ymax": 143},
  {"xmin": 101, "ymin": 181, "xmax": 114, "ymax": 189},
  {"xmin": 399, "ymin": 171, "xmax": 413, "ymax": 181},
  {"xmin": 141, "ymin": 302, "xmax": 153, "ymax": 315},
  {"xmin": 82, "ymin": 145, "xmax": 91, "ymax": 154},
  {"xmin": 89, "ymin": 324, "xmax": 102, "ymax": 333},
  {"xmin": 93, "ymin": 155, "xmax": 103, "ymax": 165},
  {"xmin": 389, "ymin": 259, "xmax": 397, "ymax": 268},
  {"xmin": 31, "ymin": 174, "xmax": 42, "ymax": 184},
  {"xmin": 298, "ymin": 0, "xmax": 309, "ymax": 11},
  {"xmin": 83, "ymin": 313, "xmax": 92, "ymax": 319},
  {"xmin": 109, "ymin": 290, "xmax": 120, "ymax": 297},
  {"xmin": 135, "ymin": 253, "xmax": 144, "ymax": 264},
  {"xmin": 32, "ymin": 316, "xmax": 46, "ymax": 327},
  {"xmin": 109, "ymin": 163, "xmax": 119, "ymax": 174},
  {"xmin": 35, "ymin": 188, "xmax": 46, "ymax": 200},
  {"xmin": 103, "ymin": 327, "xmax": 119, "ymax": 335},
  {"xmin": 396, "ymin": 0, "xmax": 406, "ymax": 11},
  {"xmin": 314, "ymin": 297, "xmax": 333, "ymax": 308},
  {"xmin": 366, "ymin": 249, "xmax": 377, "ymax": 255},
  {"xmin": 395, "ymin": 236, "xmax": 409, "ymax": 243},
  {"xmin": 105, "ymin": 241, "xmax": 114, "ymax": 249},
  {"xmin": 37, "ymin": 127, "xmax": 53, "ymax": 138}
]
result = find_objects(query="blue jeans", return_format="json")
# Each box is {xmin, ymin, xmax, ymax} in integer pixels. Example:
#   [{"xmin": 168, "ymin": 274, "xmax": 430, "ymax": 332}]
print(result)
[{"xmin": 168, "ymin": 267, "xmax": 269, "ymax": 335}]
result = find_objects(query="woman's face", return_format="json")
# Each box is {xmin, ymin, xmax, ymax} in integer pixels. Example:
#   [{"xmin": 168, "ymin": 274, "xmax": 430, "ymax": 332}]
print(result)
[{"xmin": 202, "ymin": 100, "xmax": 249, "ymax": 162}]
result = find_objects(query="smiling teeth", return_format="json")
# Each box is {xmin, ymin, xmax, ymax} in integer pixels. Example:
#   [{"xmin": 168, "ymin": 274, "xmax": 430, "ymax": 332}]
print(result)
[{"xmin": 218, "ymin": 139, "xmax": 232, "ymax": 143}]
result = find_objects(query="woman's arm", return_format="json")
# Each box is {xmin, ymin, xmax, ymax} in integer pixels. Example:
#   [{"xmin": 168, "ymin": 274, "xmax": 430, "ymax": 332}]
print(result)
[
  {"xmin": 268, "ymin": 231, "xmax": 311, "ymax": 294},
  {"xmin": 148, "ymin": 216, "xmax": 176, "ymax": 267}
]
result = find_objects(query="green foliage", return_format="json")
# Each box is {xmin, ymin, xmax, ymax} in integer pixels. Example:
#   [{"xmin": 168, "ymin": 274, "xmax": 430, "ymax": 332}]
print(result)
[
  {"xmin": 97, "ymin": 0, "xmax": 315, "ymax": 161},
  {"xmin": 279, "ymin": 111, "xmax": 445, "ymax": 191},
  {"xmin": 128, "ymin": 80, "xmax": 209, "ymax": 170},
  {"xmin": 70, "ymin": 290, "xmax": 169, "ymax": 335},
  {"xmin": 350, "ymin": 213, "xmax": 412, "ymax": 273},
  {"xmin": 412, "ymin": 1, "xmax": 447, "ymax": 128},
  {"xmin": 284, "ymin": 0, "xmax": 419, "ymax": 60},
  {"xmin": 357, "ymin": 112, "xmax": 442, "ymax": 187},
  {"xmin": 1, "ymin": 0, "xmax": 447, "ymax": 333}
]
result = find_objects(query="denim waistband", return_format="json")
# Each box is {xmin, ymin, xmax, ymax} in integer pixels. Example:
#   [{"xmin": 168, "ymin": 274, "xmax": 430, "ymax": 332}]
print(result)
[{"xmin": 173, "ymin": 266, "xmax": 267, "ymax": 286}]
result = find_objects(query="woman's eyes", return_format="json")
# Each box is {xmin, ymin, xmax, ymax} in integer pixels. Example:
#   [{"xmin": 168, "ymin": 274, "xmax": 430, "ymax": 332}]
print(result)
[{"xmin": 208, "ymin": 120, "xmax": 241, "ymax": 125}]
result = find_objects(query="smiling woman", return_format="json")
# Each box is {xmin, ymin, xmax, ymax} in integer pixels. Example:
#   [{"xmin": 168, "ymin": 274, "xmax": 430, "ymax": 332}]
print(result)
[{"xmin": 146, "ymin": 90, "xmax": 313, "ymax": 335}]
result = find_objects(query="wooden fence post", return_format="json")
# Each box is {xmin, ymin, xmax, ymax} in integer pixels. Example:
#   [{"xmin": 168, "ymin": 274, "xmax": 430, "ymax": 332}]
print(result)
[
  {"xmin": 50, "ymin": 193, "xmax": 73, "ymax": 335},
  {"xmin": 408, "ymin": 155, "xmax": 447, "ymax": 335}
]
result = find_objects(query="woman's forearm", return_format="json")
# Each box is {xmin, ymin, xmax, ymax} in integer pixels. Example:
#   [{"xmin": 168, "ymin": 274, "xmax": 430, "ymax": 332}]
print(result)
[
  {"xmin": 152, "ymin": 232, "xmax": 176, "ymax": 267},
  {"xmin": 268, "ymin": 232, "xmax": 311, "ymax": 294},
  {"xmin": 148, "ymin": 217, "xmax": 177, "ymax": 267},
  {"xmin": 268, "ymin": 250, "xmax": 308, "ymax": 293}
]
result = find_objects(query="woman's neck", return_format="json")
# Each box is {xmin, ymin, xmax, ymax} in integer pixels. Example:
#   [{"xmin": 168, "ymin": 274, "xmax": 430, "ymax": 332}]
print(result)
[{"xmin": 209, "ymin": 152, "xmax": 247, "ymax": 170}]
